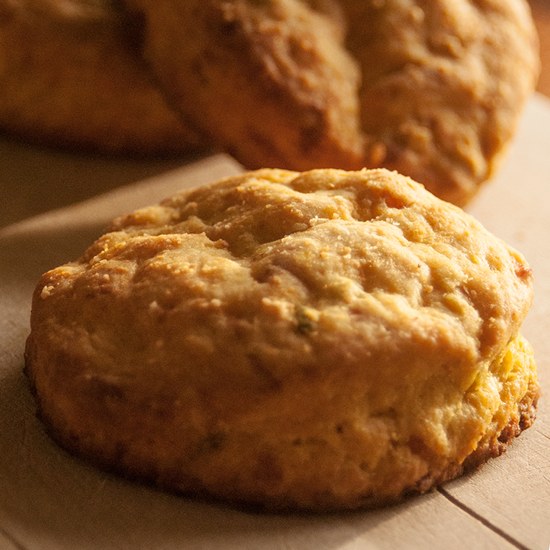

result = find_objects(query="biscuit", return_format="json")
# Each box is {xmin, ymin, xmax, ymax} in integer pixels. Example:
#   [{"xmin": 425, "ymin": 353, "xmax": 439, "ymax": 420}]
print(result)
[
  {"xmin": 25, "ymin": 168, "xmax": 538, "ymax": 511},
  {"xmin": 0, "ymin": 0, "xmax": 204, "ymax": 154},
  {"xmin": 121, "ymin": 0, "xmax": 365, "ymax": 169},
  {"xmin": 341, "ymin": 0, "xmax": 541, "ymax": 205},
  {"xmin": 124, "ymin": 0, "xmax": 539, "ymax": 204}
]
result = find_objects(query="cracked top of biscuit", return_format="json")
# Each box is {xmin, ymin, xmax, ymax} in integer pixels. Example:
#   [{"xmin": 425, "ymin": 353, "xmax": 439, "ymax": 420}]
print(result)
[{"xmin": 40, "ymin": 168, "xmax": 532, "ymax": 381}]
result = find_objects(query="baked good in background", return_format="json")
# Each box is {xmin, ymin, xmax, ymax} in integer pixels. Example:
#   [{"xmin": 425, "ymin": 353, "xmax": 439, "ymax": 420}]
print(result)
[
  {"xmin": 340, "ymin": 0, "xmax": 541, "ymax": 205},
  {"xmin": 0, "ymin": 0, "xmax": 539, "ymax": 205},
  {"xmin": 0, "ymin": 0, "xmax": 204, "ymax": 155},
  {"xmin": 25, "ymin": 168, "xmax": 539, "ymax": 511},
  {"xmin": 125, "ymin": 0, "xmax": 539, "ymax": 205},
  {"xmin": 122, "ymin": 0, "xmax": 365, "ymax": 170}
]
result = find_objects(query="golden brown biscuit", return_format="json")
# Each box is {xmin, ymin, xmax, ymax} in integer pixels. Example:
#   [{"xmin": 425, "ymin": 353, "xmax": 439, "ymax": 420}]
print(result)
[
  {"xmin": 123, "ymin": 0, "xmax": 538, "ymax": 204},
  {"xmin": 25, "ymin": 168, "xmax": 538, "ymax": 511},
  {"xmin": 0, "ymin": 0, "xmax": 204, "ymax": 154},
  {"xmin": 122, "ymin": 0, "xmax": 365, "ymax": 169},
  {"xmin": 341, "ymin": 0, "xmax": 540, "ymax": 205}
]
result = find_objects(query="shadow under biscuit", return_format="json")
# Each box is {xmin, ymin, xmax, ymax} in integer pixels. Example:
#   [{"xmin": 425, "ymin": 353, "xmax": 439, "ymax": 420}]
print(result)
[{"xmin": 0, "ymin": 136, "xmax": 207, "ymax": 229}]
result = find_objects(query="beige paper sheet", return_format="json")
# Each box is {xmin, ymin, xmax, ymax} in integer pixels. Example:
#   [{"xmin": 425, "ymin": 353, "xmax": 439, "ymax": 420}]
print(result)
[{"xmin": 1, "ymin": 96, "xmax": 549, "ymax": 549}]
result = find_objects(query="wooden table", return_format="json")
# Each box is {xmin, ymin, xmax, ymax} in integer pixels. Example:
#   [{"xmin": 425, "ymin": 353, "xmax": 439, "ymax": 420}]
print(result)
[
  {"xmin": 1, "ymin": 7, "xmax": 549, "ymax": 550},
  {"xmin": 530, "ymin": 0, "xmax": 550, "ymax": 96}
]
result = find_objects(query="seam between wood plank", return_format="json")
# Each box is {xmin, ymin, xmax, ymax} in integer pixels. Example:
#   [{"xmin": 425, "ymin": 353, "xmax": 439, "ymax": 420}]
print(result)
[
  {"xmin": 437, "ymin": 487, "xmax": 529, "ymax": 550},
  {"xmin": 0, "ymin": 526, "xmax": 28, "ymax": 550}
]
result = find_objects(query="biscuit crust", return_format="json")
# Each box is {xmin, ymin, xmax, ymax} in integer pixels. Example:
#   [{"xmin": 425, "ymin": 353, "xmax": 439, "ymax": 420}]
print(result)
[
  {"xmin": 0, "ymin": 0, "xmax": 203, "ymax": 154},
  {"xmin": 25, "ymin": 168, "xmax": 538, "ymax": 510}
]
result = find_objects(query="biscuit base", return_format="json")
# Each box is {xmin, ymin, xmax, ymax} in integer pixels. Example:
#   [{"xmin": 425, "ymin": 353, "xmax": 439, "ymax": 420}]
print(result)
[{"xmin": 24, "ymin": 340, "xmax": 539, "ymax": 512}]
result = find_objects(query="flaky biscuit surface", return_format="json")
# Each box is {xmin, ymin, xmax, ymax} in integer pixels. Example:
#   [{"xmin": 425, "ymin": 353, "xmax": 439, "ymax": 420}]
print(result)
[{"xmin": 26, "ymin": 168, "xmax": 538, "ymax": 510}]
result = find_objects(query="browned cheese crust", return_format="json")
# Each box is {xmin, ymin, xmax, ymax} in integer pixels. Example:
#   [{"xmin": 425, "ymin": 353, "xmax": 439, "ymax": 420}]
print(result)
[
  {"xmin": 25, "ymin": 168, "xmax": 539, "ymax": 511},
  {"xmin": 123, "ymin": 0, "xmax": 539, "ymax": 204},
  {"xmin": 0, "ymin": 0, "xmax": 204, "ymax": 154}
]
